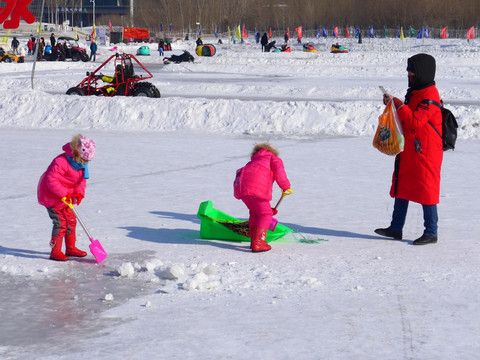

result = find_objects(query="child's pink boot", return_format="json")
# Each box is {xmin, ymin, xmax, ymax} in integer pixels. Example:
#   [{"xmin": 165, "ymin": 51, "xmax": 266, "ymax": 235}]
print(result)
[
  {"xmin": 49, "ymin": 236, "xmax": 69, "ymax": 261},
  {"xmin": 251, "ymin": 228, "xmax": 271, "ymax": 253},
  {"xmin": 65, "ymin": 233, "xmax": 87, "ymax": 257}
]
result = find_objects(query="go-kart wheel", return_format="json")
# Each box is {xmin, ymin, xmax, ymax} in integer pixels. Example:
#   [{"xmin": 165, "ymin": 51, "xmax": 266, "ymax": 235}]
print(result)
[
  {"xmin": 72, "ymin": 53, "xmax": 80, "ymax": 62},
  {"xmin": 81, "ymin": 52, "xmax": 89, "ymax": 62},
  {"xmin": 5, "ymin": 56, "xmax": 12, "ymax": 63},
  {"xmin": 133, "ymin": 87, "xmax": 151, "ymax": 97},
  {"xmin": 66, "ymin": 87, "xmax": 86, "ymax": 96},
  {"xmin": 149, "ymin": 85, "xmax": 161, "ymax": 98}
]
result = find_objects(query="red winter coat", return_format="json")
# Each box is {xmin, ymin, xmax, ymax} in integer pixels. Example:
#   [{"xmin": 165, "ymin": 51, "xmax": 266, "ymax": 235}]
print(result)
[
  {"xmin": 237, "ymin": 148, "xmax": 290, "ymax": 201},
  {"xmin": 390, "ymin": 85, "xmax": 443, "ymax": 205},
  {"xmin": 37, "ymin": 144, "xmax": 87, "ymax": 209}
]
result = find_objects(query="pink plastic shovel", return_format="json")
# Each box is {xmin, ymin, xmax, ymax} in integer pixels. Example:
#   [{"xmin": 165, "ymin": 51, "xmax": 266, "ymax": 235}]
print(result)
[{"xmin": 62, "ymin": 198, "xmax": 107, "ymax": 263}]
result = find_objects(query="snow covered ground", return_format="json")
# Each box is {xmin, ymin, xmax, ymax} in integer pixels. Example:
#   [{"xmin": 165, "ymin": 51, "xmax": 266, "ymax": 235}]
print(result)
[{"xmin": 1, "ymin": 35, "xmax": 480, "ymax": 359}]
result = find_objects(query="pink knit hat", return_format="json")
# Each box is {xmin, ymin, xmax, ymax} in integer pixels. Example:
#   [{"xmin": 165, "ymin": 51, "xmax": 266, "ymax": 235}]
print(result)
[{"xmin": 78, "ymin": 136, "xmax": 95, "ymax": 161}]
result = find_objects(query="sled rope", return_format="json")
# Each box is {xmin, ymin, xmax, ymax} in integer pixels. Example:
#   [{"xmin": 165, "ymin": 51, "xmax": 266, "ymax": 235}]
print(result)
[{"xmin": 291, "ymin": 229, "xmax": 328, "ymax": 244}]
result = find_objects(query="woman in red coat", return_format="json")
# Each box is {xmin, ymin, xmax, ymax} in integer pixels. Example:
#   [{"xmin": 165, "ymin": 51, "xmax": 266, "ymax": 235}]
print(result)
[{"xmin": 375, "ymin": 53, "xmax": 443, "ymax": 245}]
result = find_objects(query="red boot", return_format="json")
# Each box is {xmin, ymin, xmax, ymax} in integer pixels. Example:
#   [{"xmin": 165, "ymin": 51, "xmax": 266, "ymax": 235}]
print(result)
[
  {"xmin": 248, "ymin": 224, "xmax": 257, "ymax": 249},
  {"xmin": 65, "ymin": 233, "xmax": 87, "ymax": 257},
  {"xmin": 251, "ymin": 227, "xmax": 271, "ymax": 253},
  {"xmin": 49, "ymin": 236, "xmax": 69, "ymax": 261}
]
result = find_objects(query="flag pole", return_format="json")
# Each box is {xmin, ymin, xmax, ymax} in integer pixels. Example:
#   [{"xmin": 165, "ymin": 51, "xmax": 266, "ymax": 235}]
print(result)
[{"xmin": 31, "ymin": 0, "xmax": 46, "ymax": 90}]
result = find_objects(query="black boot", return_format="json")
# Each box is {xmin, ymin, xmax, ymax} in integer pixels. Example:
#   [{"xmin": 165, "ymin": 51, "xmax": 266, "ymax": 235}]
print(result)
[
  {"xmin": 413, "ymin": 234, "xmax": 437, "ymax": 245},
  {"xmin": 374, "ymin": 227, "xmax": 402, "ymax": 240}
]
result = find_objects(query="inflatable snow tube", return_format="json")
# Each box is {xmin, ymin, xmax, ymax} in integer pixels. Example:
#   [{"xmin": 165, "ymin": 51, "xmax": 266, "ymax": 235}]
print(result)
[
  {"xmin": 331, "ymin": 44, "xmax": 349, "ymax": 53},
  {"xmin": 136, "ymin": 46, "xmax": 150, "ymax": 56},
  {"xmin": 195, "ymin": 44, "xmax": 216, "ymax": 57}
]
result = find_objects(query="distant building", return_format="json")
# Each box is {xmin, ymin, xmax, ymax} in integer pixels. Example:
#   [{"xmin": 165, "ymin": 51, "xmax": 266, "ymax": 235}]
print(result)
[{"xmin": 47, "ymin": 0, "xmax": 131, "ymax": 28}]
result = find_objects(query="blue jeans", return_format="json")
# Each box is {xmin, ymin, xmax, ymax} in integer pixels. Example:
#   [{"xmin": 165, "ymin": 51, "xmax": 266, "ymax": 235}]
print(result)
[{"xmin": 390, "ymin": 198, "xmax": 438, "ymax": 237}]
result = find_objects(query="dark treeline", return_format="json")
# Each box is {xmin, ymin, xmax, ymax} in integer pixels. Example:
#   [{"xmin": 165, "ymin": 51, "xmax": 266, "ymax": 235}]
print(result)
[{"xmin": 122, "ymin": 0, "xmax": 479, "ymax": 34}]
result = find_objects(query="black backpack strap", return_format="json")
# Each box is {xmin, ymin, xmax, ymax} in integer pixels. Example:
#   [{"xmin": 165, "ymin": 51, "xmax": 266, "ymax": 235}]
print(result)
[{"xmin": 420, "ymin": 99, "xmax": 442, "ymax": 139}]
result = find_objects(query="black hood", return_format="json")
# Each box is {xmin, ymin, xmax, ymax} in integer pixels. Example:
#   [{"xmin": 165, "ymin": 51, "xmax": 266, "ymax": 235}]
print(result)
[{"xmin": 407, "ymin": 53, "xmax": 436, "ymax": 90}]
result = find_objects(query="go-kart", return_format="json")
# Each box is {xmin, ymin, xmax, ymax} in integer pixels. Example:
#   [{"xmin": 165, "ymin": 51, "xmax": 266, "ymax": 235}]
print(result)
[
  {"xmin": 0, "ymin": 47, "xmax": 24, "ymax": 63},
  {"xmin": 66, "ymin": 53, "xmax": 160, "ymax": 97},
  {"xmin": 45, "ymin": 36, "xmax": 89, "ymax": 62}
]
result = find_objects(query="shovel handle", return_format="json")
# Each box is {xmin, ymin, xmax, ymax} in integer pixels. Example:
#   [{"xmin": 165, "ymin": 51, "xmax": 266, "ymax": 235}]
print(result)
[{"xmin": 274, "ymin": 189, "xmax": 293, "ymax": 210}]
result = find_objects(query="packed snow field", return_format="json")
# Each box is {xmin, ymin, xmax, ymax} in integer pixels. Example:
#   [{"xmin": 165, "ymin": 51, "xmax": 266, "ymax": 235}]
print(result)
[{"xmin": 1, "ymin": 35, "xmax": 480, "ymax": 359}]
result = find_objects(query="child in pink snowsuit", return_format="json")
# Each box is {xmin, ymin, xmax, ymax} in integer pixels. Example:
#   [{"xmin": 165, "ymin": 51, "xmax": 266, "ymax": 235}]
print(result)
[
  {"xmin": 37, "ymin": 134, "xmax": 96, "ymax": 261},
  {"xmin": 234, "ymin": 143, "xmax": 291, "ymax": 252}
]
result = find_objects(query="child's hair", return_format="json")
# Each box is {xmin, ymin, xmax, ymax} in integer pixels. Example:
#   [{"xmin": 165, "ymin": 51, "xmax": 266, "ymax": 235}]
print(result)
[
  {"xmin": 70, "ymin": 134, "xmax": 83, "ymax": 161},
  {"xmin": 251, "ymin": 142, "xmax": 279, "ymax": 157}
]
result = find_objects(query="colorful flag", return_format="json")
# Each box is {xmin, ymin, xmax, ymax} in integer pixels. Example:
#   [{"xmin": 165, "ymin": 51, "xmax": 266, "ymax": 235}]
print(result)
[
  {"xmin": 198, "ymin": 25, "xmax": 202, "ymax": 36},
  {"xmin": 242, "ymin": 25, "xmax": 247, "ymax": 38},
  {"xmin": 410, "ymin": 27, "xmax": 415, "ymax": 38},
  {"xmin": 295, "ymin": 26, "xmax": 302, "ymax": 39},
  {"xmin": 333, "ymin": 26, "xmax": 338, "ymax": 38},
  {"xmin": 316, "ymin": 27, "xmax": 321, "ymax": 39},
  {"xmin": 440, "ymin": 27, "xmax": 447, "ymax": 39},
  {"xmin": 160, "ymin": 23, "xmax": 163, "ymax": 32},
  {"xmin": 169, "ymin": 23, "xmax": 173, "ymax": 31},
  {"xmin": 467, "ymin": 26, "xmax": 474, "ymax": 40},
  {"xmin": 286, "ymin": 27, "xmax": 290, "ymax": 41},
  {"xmin": 322, "ymin": 27, "xmax": 328, "ymax": 38},
  {"xmin": 355, "ymin": 28, "xmax": 359, "ymax": 38},
  {"xmin": 109, "ymin": 19, "xmax": 112, "ymax": 33},
  {"xmin": 92, "ymin": 24, "xmax": 96, "ymax": 40},
  {"xmin": 400, "ymin": 27, "xmax": 404, "ymax": 40},
  {"xmin": 383, "ymin": 26, "xmax": 387, "ymax": 38},
  {"xmin": 345, "ymin": 27, "xmax": 349, "ymax": 39},
  {"xmin": 74, "ymin": 26, "xmax": 78, "ymax": 40},
  {"xmin": 228, "ymin": 26, "xmax": 231, "ymax": 40},
  {"xmin": 417, "ymin": 28, "xmax": 423, "ymax": 39},
  {"xmin": 424, "ymin": 26, "xmax": 429, "ymax": 38},
  {"xmin": 0, "ymin": 29, "xmax": 11, "ymax": 43},
  {"xmin": 268, "ymin": 28, "xmax": 272, "ymax": 39},
  {"xmin": 235, "ymin": 25, "xmax": 241, "ymax": 40},
  {"xmin": 369, "ymin": 26, "xmax": 374, "ymax": 38},
  {"xmin": 215, "ymin": 25, "xmax": 218, "ymax": 38}
]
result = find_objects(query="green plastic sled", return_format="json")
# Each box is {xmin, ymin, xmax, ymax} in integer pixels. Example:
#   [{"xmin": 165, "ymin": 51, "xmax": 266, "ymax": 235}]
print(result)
[{"xmin": 196, "ymin": 200, "xmax": 292, "ymax": 242}]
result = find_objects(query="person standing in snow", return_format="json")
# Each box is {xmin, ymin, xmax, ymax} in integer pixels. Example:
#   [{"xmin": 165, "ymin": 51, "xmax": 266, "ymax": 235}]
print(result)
[
  {"xmin": 234, "ymin": 143, "xmax": 292, "ymax": 252},
  {"xmin": 50, "ymin": 33, "xmax": 56, "ymax": 48},
  {"xmin": 37, "ymin": 134, "xmax": 96, "ymax": 261},
  {"xmin": 11, "ymin": 37, "xmax": 19, "ymax": 55},
  {"xmin": 90, "ymin": 40, "xmax": 97, "ymax": 62},
  {"xmin": 261, "ymin": 32, "xmax": 268, "ymax": 52},
  {"xmin": 375, "ymin": 53, "xmax": 443, "ymax": 245}
]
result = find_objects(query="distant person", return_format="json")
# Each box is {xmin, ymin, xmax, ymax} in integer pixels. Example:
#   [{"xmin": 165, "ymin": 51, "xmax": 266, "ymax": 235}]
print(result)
[
  {"xmin": 90, "ymin": 40, "xmax": 97, "ymax": 61},
  {"xmin": 50, "ymin": 33, "xmax": 56, "ymax": 47},
  {"xmin": 375, "ymin": 53, "xmax": 443, "ymax": 245},
  {"xmin": 158, "ymin": 38, "xmax": 164, "ymax": 56},
  {"xmin": 37, "ymin": 134, "xmax": 96, "ymax": 261},
  {"xmin": 11, "ymin": 37, "xmax": 19, "ymax": 55},
  {"xmin": 255, "ymin": 32, "xmax": 260, "ymax": 44},
  {"xmin": 37, "ymin": 37, "xmax": 45, "ymax": 60},
  {"xmin": 233, "ymin": 143, "xmax": 292, "ymax": 253},
  {"xmin": 261, "ymin": 32, "xmax": 268, "ymax": 52},
  {"xmin": 196, "ymin": 36, "xmax": 203, "ymax": 46},
  {"xmin": 27, "ymin": 37, "xmax": 34, "ymax": 55}
]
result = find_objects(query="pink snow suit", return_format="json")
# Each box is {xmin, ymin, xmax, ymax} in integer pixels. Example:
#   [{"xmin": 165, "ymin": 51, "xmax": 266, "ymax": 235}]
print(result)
[
  {"xmin": 238, "ymin": 147, "xmax": 290, "ymax": 230},
  {"xmin": 37, "ymin": 143, "xmax": 87, "ymax": 209}
]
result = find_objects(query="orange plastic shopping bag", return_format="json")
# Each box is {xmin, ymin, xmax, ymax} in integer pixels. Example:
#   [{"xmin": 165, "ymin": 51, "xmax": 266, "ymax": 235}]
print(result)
[{"xmin": 373, "ymin": 100, "xmax": 404, "ymax": 156}]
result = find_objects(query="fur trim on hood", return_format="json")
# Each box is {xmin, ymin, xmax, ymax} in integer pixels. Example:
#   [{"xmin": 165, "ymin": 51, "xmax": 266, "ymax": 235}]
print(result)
[{"xmin": 251, "ymin": 142, "xmax": 279, "ymax": 157}]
